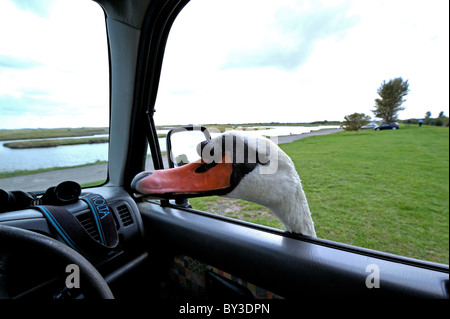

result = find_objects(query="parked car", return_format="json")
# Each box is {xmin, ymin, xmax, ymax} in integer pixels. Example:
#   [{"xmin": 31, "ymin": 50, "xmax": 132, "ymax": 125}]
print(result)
[
  {"xmin": 375, "ymin": 122, "xmax": 400, "ymax": 130},
  {"xmin": 362, "ymin": 121, "xmax": 379, "ymax": 129}
]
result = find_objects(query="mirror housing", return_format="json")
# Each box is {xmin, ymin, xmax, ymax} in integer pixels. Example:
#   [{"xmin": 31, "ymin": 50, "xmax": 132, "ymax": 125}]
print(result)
[
  {"xmin": 166, "ymin": 126, "xmax": 211, "ymax": 168},
  {"xmin": 165, "ymin": 126, "xmax": 211, "ymax": 208}
]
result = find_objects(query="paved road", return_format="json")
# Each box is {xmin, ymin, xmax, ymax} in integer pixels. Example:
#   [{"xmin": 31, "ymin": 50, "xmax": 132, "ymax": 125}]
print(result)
[
  {"xmin": 0, "ymin": 128, "xmax": 342, "ymax": 191},
  {"xmin": 0, "ymin": 164, "xmax": 109, "ymax": 192},
  {"xmin": 276, "ymin": 128, "xmax": 342, "ymax": 143}
]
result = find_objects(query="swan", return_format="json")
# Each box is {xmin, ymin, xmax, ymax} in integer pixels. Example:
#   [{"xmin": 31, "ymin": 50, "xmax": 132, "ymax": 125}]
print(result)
[{"xmin": 131, "ymin": 131, "xmax": 316, "ymax": 237}]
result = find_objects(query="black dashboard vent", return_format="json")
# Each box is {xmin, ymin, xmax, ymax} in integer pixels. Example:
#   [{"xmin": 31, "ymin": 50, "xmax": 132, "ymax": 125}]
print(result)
[
  {"xmin": 117, "ymin": 204, "xmax": 134, "ymax": 227},
  {"xmin": 76, "ymin": 212, "xmax": 101, "ymax": 243}
]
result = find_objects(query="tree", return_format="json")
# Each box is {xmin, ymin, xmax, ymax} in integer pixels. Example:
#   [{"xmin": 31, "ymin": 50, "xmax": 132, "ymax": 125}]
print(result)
[
  {"xmin": 424, "ymin": 111, "xmax": 432, "ymax": 125},
  {"xmin": 424, "ymin": 111, "xmax": 449, "ymax": 127},
  {"xmin": 342, "ymin": 112, "xmax": 371, "ymax": 133},
  {"xmin": 373, "ymin": 77, "xmax": 409, "ymax": 122}
]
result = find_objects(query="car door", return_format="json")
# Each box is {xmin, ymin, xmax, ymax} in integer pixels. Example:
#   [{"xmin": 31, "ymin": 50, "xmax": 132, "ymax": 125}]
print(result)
[{"xmin": 99, "ymin": 0, "xmax": 449, "ymax": 303}]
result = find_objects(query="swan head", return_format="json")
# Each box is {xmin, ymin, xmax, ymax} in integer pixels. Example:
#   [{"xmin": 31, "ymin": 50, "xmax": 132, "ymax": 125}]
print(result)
[{"xmin": 131, "ymin": 131, "xmax": 316, "ymax": 236}]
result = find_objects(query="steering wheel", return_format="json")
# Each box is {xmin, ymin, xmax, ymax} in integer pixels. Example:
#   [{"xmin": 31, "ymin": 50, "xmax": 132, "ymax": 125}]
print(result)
[{"xmin": 0, "ymin": 224, "xmax": 114, "ymax": 299}]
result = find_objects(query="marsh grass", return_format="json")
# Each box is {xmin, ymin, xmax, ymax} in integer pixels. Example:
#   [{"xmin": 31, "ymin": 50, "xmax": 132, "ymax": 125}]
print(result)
[
  {"xmin": 0, "ymin": 127, "xmax": 108, "ymax": 141},
  {"xmin": 190, "ymin": 126, "xmax": 449, "ymax": 264},
  {"xmin": 4, "ymin": 137, "xmax": 109, "ymax": 149}
]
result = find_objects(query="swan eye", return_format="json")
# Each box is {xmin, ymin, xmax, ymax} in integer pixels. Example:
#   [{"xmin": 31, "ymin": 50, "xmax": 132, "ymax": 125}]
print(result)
[{"xmin": 195, "ymin": 162, "xmax": 217, "ymax": 173}]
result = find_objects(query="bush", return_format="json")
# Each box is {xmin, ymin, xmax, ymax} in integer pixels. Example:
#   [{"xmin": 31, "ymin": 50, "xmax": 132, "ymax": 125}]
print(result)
[
  {"xmin": 403, "ymin": 117, "xmax": 449, "ymax": 127},
  {"xmin": 342, "ymin": 113, "xmax": 370, "ymax": 133}
]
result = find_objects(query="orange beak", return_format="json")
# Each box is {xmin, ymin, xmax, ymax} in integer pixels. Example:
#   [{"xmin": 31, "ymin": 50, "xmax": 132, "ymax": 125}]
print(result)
[{"xmin": 131, "ymin": 156, "xmax": 234, "ymax": 199}]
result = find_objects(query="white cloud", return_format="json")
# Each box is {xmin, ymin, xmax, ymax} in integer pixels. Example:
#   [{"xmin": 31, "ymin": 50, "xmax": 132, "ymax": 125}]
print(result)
[
  {"xmin": 155, "ymin": 0, "xmax": 449, "ymax": 125},
  {"xmin": 1, "ymin": 0, "xmax": 448, "ymax": 128},
  {"xmin": 0, "ymin": 0, "xmax": 109, "ymax": 129},
  {"xmin": 223, "ymin": 1, "xmax": 359, "ymax": 70}
]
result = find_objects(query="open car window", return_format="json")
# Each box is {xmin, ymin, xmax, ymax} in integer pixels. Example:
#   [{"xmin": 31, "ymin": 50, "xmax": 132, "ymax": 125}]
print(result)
[
  {"xmin": 151, "ymin": 0, "xmax": 449, "ymax": 265},
  {"xmin": 0, "ymin": 0, "xmax": 109, "ymax": 192}
]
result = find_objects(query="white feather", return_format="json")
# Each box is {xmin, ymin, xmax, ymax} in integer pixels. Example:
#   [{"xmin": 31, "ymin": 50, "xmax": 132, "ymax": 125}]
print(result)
[{"xmin": 215, "ymin": 131, "xmax": 316, "ymax": 237}]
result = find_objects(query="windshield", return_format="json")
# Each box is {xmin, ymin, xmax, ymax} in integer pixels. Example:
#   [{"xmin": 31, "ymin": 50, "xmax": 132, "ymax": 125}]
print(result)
[{"xmin": 0, "ymin": 0, "xmax": 109, "ymax": 192}]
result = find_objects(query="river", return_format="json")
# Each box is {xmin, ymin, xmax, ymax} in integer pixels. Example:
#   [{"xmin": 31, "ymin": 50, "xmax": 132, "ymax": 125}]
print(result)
[{"xmin": 0, "ymin": 126, "xmax": 338, "ymax": 173}]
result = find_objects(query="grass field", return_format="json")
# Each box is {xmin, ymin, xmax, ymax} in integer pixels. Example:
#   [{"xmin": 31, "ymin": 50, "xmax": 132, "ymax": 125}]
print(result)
[{"xmin": 189, "ymin": 125, "xmax": 449, "ymax": 264}]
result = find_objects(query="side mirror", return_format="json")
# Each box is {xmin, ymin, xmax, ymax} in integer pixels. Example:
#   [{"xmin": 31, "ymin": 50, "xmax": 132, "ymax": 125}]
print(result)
[
  {"xmin": 165, "ymin": 126, "xmax": 211, "ymax": 208},
  {"xmin": 166, "ymin": 126, "xmax": 211, "ymax": 168}
]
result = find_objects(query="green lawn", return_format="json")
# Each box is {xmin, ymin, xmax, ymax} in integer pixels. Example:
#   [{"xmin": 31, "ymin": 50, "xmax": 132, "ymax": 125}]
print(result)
[{"xmin": 190, "ymin": 125, "xmax": 449, "ymax": 264}]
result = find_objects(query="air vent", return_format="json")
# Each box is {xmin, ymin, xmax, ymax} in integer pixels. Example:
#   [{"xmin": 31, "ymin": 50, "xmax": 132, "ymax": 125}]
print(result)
[
  {"xmin": 117, "ymin": 204, "xmax": 134, "ymax": 227},
  {"xmin": 76, "ymin": 212, "xmax": 101, "ymax": 243}
]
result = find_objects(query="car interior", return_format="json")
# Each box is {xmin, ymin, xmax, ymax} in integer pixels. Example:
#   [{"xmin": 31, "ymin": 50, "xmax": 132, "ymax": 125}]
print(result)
[{"xmin": 0, "ymin": 0, "xmax": 448, "ymax": 303}]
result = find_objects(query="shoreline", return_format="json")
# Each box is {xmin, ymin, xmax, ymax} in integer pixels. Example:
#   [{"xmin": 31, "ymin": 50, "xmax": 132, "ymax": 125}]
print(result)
[
  {"xmin": 3, "ymin": 137, "xmax": 109, "ymax": 149},
  {"xmin": 0, "ymin": 127, "xmax": 109, "ymax": 141}
]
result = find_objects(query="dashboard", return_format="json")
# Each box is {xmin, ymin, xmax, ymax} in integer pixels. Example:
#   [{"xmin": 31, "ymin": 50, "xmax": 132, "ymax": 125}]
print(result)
[{"xmin": 0, "ymin": 186, "xmax": 147, "ymax": 299}]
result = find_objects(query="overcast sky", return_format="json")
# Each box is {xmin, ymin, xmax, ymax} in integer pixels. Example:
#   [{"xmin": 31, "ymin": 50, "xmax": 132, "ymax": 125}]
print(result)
[
  {"xmin": 0, "ymin": 0, "xmax": 449, "ymax": 129},
  {"xmin": 0, "ymin": 0, "xmax": 108, "ymax": 129}
]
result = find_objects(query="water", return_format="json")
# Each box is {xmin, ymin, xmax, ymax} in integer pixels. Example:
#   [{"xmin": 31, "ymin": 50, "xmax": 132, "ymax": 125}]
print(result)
[
  {"xmin": 0, "ymin": 139, "xmax": 109, "ymax": 172},
  {"xmin": 0, "ymin": 126, "xmax": 338, "ymax": 172}
]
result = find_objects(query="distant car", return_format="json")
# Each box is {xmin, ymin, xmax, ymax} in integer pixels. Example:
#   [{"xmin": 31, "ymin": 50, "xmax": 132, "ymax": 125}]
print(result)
[
  {"xmin": 362, "ymin": 121, "xmax": 379, "ymax": 129},
  {"xmin": 375, "ymin": 122, "xmax": 400, "ymax": 130}
]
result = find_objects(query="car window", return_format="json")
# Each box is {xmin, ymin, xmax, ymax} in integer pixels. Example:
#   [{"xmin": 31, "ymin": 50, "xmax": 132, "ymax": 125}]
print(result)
[
  {"xmin": 152, "ymin": 0, "xmax": 448, "ymax": 264},
  {"xmin": 0, "ymin": 0, "xmax": 109, "ymax": 192}
]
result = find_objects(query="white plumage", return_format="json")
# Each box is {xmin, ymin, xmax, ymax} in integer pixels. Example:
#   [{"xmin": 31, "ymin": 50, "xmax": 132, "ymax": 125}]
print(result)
[
  {"xmin": 132, "ymin": 130, "xmax": 316, "ymax": 237},
  {"xmin": 216, "ymin": 131, "xmax": 316, "ymax": 237}
]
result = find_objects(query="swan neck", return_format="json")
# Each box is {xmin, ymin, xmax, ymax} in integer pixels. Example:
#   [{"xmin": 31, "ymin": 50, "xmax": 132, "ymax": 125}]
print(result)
[{"xmin": 272, "ymin": 186, "xmax": 316, "ymax": 237}]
